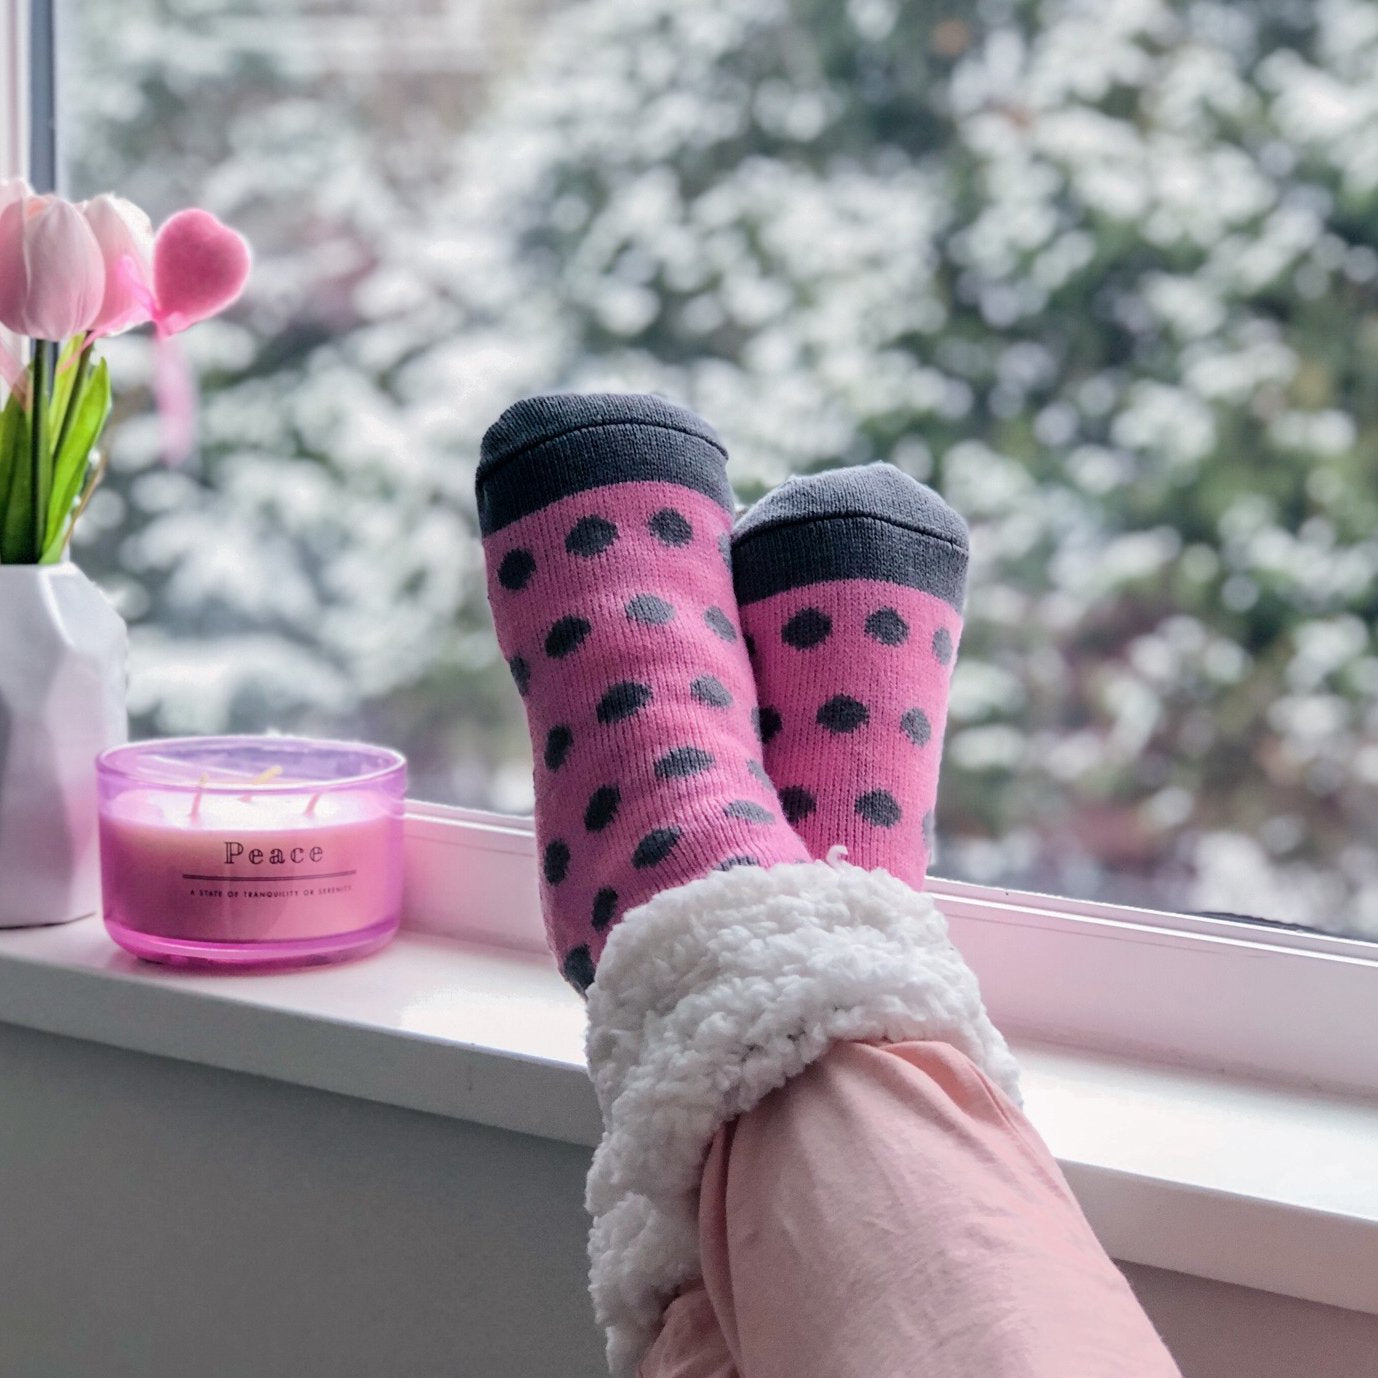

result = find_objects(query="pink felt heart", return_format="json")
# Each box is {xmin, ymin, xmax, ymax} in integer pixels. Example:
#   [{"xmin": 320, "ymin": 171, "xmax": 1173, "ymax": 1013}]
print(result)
[{"xmin": 152, "ymin": 208, "xmax": 251, "ymax": 334}]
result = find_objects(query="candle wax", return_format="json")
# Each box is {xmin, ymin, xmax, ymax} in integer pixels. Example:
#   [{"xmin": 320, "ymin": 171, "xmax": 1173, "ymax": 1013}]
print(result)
[{"xmin": 99, "ymin": 788, "xmax": 403, "ymax": 943}]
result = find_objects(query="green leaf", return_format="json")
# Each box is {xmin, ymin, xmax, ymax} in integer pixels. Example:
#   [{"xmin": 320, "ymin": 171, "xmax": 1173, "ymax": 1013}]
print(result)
[
  {"xmin": 41, "ymin": 358, "xmax": 111, "ymax": 564},
  {"xmin": 45, "ymin": 336, "xmax": 84, "ymax": 435},
  {"xmin": 0, "ymin": 389, "xmax": 35, "ymax": 565}
]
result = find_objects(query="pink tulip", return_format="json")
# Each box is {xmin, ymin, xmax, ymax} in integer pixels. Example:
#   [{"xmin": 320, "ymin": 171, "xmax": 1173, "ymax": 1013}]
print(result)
[
  {"xmin": 81, "ymin": 193, "xmax": 155, "ymax": 337},
  {"xmin": 0, "ymin": 192, "xmax": 106, "ymax": 340},
  {"xmin": 0, "ymin": 182, "xmax": 27, "ymax": 391},
  {"xmin": 152, "ymin": 208, "xmax": 251, "ymax": 335}
]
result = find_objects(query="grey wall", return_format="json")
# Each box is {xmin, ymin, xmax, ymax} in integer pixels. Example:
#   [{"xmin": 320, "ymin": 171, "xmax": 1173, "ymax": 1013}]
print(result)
[
  {"xmin": 2, "ymin": 1021, "xmax": 1376, "ymax": 1378},
  {"xmin": 0, "ymin": 1022, "xmax": 605, "ymax": 1378},
  {"xmin": 1123, "ymin": 1263, "xmax": 1378, "ymax": 1378}
]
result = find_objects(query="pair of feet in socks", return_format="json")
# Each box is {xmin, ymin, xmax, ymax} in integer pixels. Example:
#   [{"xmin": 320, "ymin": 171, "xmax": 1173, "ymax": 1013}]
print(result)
[{"xmin": 478, "ymin": 393, "xmax": 968, "ymax": 993}]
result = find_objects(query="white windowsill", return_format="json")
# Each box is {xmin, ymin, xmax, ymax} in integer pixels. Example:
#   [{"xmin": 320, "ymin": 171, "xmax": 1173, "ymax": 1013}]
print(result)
[{"xmin": 1, "ymin": 914, "xmax": 1376, "ymax": 1320}]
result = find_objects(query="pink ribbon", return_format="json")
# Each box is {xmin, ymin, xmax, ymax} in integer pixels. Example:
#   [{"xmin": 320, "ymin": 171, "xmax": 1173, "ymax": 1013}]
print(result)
[{"xmin": 117, "ymin": 252, "xmax": 197, "ymax": 466}]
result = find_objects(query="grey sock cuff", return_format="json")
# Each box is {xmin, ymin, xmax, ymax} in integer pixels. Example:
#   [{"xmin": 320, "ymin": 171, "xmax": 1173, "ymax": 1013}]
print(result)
[
  {"xmin": 732, "ymin": 464, "xmax": 970, "ymax": 610},
  {"xmin": 477, "ymin": 393, "xmax": 732, "ymax": 536}
]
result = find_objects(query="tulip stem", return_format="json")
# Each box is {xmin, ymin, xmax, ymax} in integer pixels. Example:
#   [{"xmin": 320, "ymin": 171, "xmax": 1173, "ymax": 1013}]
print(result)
[
  {"xmin": 50, "ymin": 341, "xmax": 92, "ymax": 483},
  {"xmin": 29, "ymin": 340, "xmax": 56, "ymax": 561}
]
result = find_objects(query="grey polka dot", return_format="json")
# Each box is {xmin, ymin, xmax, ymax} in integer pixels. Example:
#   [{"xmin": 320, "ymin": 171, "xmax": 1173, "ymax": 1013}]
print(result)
[
  {"xmin": 649, "ymin": 509, "xmax": 693, "ymax": 546},
  {"xmin": 746, "ymin": 759, "xmax": 771, "ymax": 786},
  {"xmin": 782, "ymin": 607, "xmax": 831, "ymax": 650},
  {"xmin": 544, "ymin": 725, "xmax": 573, "ymax": 770},
  {"xmin": 592, "ymin": 888, "xmax": 618, "ymax": 932},
  {"xmin": 598, "ymin": 681, "xmax": 653, "ymax": 724},
  {"xmin": 544, "ymin": 840, "xmax": 571, "ymax": 885},
  {"xmin": 655, "ymin": 746, "xmax": 715, "ymax": 779},
  {"xmin": 584, "ymin": 786, "xmax": 621, "ymax": 832},
  {"xmin": 497, "ymin": 548, "xmax": 535, "ymax": 591},
  {"xmin": 856, "ymin": 790, "xmax": 902, "ymax": 827},
  {"xmin": 778, "ymin": 786, "xmax": 816, "ymax": 825},
  {"xmin": 932, "ymin": 627, "xmax": 954, "ymax": 664},
  {"xmin": 545, "ymin": 615, "xmax": 592, "ymax": 659},
  {"xmin": 563, "ymin": 945, "xmax": 595, "ymax": 993},
  {"xmin": 566, "ymin": 515, "xmax": 618, "ymax": 557},
  {"xmin": 817, "ymin": 695, "xmax": 868, "ymax": 734},
  {"xmin": 508, "ymin": 656, "xmax": 530, "ymax": 697},
  {"xmin": 725, "ymin": 799, "xmax": 774, "ymax": 823},
  {"xmin": 866, "ymin": 608, "xmax": 909, "ymax": 646},
  {"xmin": 691, "ymin": 675, "xmax": 732, "ymax": 708},
  {"xmin": 716, "ymin": 855, "xmax": 759, "ymax": 870},
  {"xmin": 718, "ymin": 531, "xmax": 732, "ymax": 567},
  {"xmin": 626, "ymin": 594, "xmax": 675, "ymax": 625},
  {"xmin": 705, "ymin": 606, "xmax": 737, "ymax": 642},
  {"xmin": 633, "ymin": 827, "xmax": 681, "ymax": 869},
  {"xmin": 753, "ymin": 706, "xmax": 782, "ymax": 744},
  {"xmin": 901, "ymin": 708, "xmax": 932, "ymax": 746}
]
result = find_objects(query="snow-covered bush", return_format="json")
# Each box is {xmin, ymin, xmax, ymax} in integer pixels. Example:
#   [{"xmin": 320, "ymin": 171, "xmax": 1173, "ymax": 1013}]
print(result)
[{"xmin": 67, "ymin": 0, "xmax": 1378, "ymax": 931}]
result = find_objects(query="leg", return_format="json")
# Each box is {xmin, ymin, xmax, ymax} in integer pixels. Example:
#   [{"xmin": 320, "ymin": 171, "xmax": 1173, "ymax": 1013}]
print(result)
[
  {"xmin": 733, "ymin": 464, "xmax": 968, "ymax": 890},
  {"xmin": 480, "ymin": 397, "xmax": 1020, "ymax": 1375},
  {"xmin": 479, "ymin": 392, "xmax": 811, "ymax": 992},
  {"xmin": 644, "ymin": 1039, "xmax": 1181, "ymax": 1378},
  {"xmin": 639, "ymin": 1285, "xmax": 736, "ymax": 1378}
]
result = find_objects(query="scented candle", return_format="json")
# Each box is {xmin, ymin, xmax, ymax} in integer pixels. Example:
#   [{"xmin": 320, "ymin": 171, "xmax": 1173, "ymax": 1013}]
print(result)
[{"xmin": 97, "ymin": 736, "xmax": 406, "ymax": 969}]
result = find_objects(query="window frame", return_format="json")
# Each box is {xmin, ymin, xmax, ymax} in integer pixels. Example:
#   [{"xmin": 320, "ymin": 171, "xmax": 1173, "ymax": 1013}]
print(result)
[
  {"xmin": 2, "ymin": 2, "xmax": 25, "ymax": 184},
  {"xmin": 17, "ymin": 0, "xmax": 1378, "ymax": 1107},
  {"xmin": 403, "ymin": 801, "xmax": 1378, "ymax": 1101},
  {"xmin": 8, "ymin": 0, "xmax": 54, "ymax": 190}
]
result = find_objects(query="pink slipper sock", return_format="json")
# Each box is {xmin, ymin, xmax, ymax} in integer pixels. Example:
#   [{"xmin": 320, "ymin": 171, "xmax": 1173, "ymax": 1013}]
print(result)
[
  {"xmin": 731, "ymin": 464, "xmax": 968, "ymax": 889},
  {"xmin": 479, "ymin": 393, "xmax": 810, "ymax": 992}
]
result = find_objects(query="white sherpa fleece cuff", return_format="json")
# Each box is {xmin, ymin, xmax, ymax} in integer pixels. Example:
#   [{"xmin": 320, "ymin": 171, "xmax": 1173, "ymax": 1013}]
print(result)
[{"xmin": 581, "ymin": 856, "xmax": 1021, "ymax": 1377}]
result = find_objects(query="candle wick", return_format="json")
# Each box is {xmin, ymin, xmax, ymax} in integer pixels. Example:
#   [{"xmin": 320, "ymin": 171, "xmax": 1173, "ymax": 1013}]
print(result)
[
  {"xmin": 304, "ymin": 793, "xmax": 321, "ymax": 816},
  {"xmin": 239, "ymin": 765, "xmax": 284, "ymax": 802},
  {"xmin": 190, "ymin": 773, "xmax": 210, "ymax": 819}
]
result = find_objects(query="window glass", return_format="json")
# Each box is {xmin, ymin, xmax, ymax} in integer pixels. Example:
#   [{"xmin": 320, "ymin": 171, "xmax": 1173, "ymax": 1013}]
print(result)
[{"xmin": 64, "ymin": 0, "xmax": 1378, "ymax": 934}]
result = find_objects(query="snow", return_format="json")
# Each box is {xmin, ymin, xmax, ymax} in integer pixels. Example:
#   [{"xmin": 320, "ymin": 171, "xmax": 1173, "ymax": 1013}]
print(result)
[{"xmin": 59, "ymin": 0, "xmax": 1378, "ymax": 934}]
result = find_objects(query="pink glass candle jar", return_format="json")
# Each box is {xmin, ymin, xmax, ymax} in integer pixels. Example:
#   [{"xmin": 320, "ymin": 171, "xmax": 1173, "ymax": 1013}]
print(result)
[{"xmin": 97, "ymin": 736, "xmax": 406, "ymax": 969}]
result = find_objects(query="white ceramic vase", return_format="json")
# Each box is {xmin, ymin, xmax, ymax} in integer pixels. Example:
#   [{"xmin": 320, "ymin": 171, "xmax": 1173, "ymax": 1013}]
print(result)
[{"xmin": 0, "ymin": 564, "xmax": 127, "ymax": 927}]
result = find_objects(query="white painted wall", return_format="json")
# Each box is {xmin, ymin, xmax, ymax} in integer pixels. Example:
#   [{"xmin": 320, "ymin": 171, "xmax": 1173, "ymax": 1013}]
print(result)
[
  {"xmin": 2, "ymin": 1021, "xmax": 1375, "ymax": 1378},
  {"xmin": 0, "ymin": 1021, "xmax": 605, "ymax": 1378},
  {"xmin": 1122, "ymin": 1264, "xmax": 1378, "ymax": 1378}
]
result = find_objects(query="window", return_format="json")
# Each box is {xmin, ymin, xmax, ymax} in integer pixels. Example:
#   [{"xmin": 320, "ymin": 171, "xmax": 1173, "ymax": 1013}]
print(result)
[{"xmin": 41, "ymin": 0, "xmax": 1378, "ymax": 938}]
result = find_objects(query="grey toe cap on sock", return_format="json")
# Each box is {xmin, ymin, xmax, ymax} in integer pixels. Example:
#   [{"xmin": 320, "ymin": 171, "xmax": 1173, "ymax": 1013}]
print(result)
[
  {"xmin": 479, "ymin": 393, "xmax": 725, "ymax": 474},
  {"xmin": 732, "ymin": 464, "xmax": 969, "ymax": 609},
  {"xmin": 733, "ymin": 463, "xmax": 968, "ymax": 548},
  {"xmin": 476, "ymin": 392, "xmax": 731, "ymax": 534}
]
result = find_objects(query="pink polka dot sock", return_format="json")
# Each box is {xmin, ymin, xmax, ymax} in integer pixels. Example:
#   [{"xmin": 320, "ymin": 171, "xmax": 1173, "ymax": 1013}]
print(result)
[
  {"xmin": 479, "ymin": 393, "xmax": 810, "ymax": 993},
  {"xmin": 731, "ymin": 464, "xmax": 968, "ymax": 891}
]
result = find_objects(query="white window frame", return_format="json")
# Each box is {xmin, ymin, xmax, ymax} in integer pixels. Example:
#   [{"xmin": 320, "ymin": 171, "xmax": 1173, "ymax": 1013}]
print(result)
[
  {"xmin": 7, "ymin": 0, "xmax": 53, "ymax": 190},
  {"xmin": 1, "ymin": 3, "xmax": 26, "ymax": 184},
  {"xmin": 17, "ymin": 0, "xmax": 1378, "ymax": 1105},
  {"xmin": 402, "ymin": 803, "xmax": 1378, "ymax": 1100}
]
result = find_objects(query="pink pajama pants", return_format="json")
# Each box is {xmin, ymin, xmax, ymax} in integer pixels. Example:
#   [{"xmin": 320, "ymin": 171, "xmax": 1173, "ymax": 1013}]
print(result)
[{"xmin": 640, "ymin": 1040, "xmax": 1183, "ymax": 1378}]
